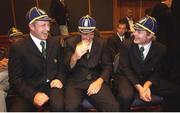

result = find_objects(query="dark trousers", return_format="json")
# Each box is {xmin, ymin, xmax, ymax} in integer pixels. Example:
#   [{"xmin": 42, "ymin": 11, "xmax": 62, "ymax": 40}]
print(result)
[
  {"xmin": 6, "ymin": 87, "xmax": 64, "ymax": 112},
  {"xmin": 65, "ymin": 79, "xmax": 119, "ymax": 111},
  {"xmin": 113, "ymin": 75, "xmax": 180, "ymax": 111}
]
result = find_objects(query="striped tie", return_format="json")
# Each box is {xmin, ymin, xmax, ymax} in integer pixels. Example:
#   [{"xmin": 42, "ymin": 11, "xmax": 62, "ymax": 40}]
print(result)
[{"xmin": 40, "ymin": 41, "xmax": 46, "ymax": 58}]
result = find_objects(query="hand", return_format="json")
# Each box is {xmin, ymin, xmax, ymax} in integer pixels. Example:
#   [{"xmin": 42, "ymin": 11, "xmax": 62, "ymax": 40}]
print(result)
[
  {"xmin": 33, "ymin": 92, "xmax": 49, "ymax": 107},
  {"xmin": 50, "ymin": 79, "xmax": 63, "ymax": 88},
  {"xmin": 144, "ymin": 88, "xmax": 152, "ymax": 102},
  {"xmin": 74, "ymin": 41, "xmax": 89, "ymax": 60},
  {"xmin": 0, "ymin": 58, "xmax": 8, "ymax": 71},
  {"xmin": 143, "ymin": 81, "xmax": 152, "ymax": 102},
  {"xmin": 87, "ymin": 78, "xmax": 104, "ymax": 96},
  {"xmin": 135, "ymin": 84, "xmax": 150, "ymax": 102},
  {"xmin": 138, "ymin": 86, "xmax": 151, "ymax": 102}
]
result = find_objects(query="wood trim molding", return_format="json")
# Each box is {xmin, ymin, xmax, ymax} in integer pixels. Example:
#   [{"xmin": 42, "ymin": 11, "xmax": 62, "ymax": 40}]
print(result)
[{"xmin": 11, "ymin": 0, "xmax": 16, "ymax": 27}]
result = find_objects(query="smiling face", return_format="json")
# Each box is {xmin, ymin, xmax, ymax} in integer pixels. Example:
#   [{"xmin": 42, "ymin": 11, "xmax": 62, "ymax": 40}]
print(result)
[
  {"xmin": 29, "ymin": 20, "xmax": 50, "ymax": 40},
  {"xmin": 133, "ymin": 30, "xmax": 153, "ymax": 45}
]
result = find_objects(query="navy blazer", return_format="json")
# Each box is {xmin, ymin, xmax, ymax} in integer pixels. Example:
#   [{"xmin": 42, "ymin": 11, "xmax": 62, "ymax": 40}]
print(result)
[
  {"xmin": 107, "ymin": 32, "xmax": 131, "ymax": 61},
  {"xmin": 64, "ymin": 35, "xmax": 112, "ymax": 83},
  {"xmin": 118, "ymin": 39, "xmax": 167, "ymax": 85},
  {"xmin": 8, "ymin": 35, "xmax": 65, "ymax": 103}
]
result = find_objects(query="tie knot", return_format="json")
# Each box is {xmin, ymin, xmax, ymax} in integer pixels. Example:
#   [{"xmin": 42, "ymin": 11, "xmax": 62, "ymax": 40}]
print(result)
[
  {"xmin": 40, "ymin": 41, "xmax": 45, "ymax": 47},
  {"xmin": 40, "ymin": 41, "xmax": 46, "ymax": 58},
  {"xmin": 139, "ymin": 47, "xmax": 144, "ymax": 52}
]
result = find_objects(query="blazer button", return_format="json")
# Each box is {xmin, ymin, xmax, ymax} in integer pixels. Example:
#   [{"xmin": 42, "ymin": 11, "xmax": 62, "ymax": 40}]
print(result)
[
  {"xmin": 46, "ymin": 79, "xmax": 50, "ymax": 83},
  {"xmin": 86, "ymin": 74, "xmax": 92, "ymax": 80},
  {"xmin": 54, "ymin": 59, "xmax": 58, "ymax": 63},
  {"xmin": 151, "ymin": 68, "xmax": 154, "ymax": 71}
]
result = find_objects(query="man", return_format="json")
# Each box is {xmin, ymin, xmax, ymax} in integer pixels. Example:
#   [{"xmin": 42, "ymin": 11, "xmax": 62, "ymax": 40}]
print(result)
[
  {"xmin": 151, "ymin": 0, "xmax": 173, "ymax": 46},
  {"xmin": 121, "ymin": 9, "xmax": 135, "ymax": 33},
  {"xmin": 114, "ymin": 16, "xmax": 180, "ymax": 111},
  {"xmin": 6, "ymin": 7, "xmax": 64, "ymax": 111},
  {"xmin": 0, "ymin": 27, "xmax": 23, "ymax": 112},
  {"xmin": 107, "ymin": 19, "xmax": 131, "ymax": 65},
  {"xmin": 50, "ymin": 0, "xmax": 69, "ymax": 36},
  {"xmin": 64, "ymin": 15, "xmax": 119, "ymax": 111}
]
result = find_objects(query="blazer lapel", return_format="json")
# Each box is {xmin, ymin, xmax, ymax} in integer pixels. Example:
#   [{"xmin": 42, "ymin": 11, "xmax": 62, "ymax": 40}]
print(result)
[
  {"xmin": 27, "ymin": 36, "xmax": 43, "ymax": 58},
  {"xmin": 46, "ymin": 38, "xmax": 53, "ymax": 59},
  {"xmin": 144, "ymin": 42, "xmax": 154, "ymax": 62},
  {"xmin": 88, "ymin": 37, "xmax": 100, "ymax": 66},
  {"xmin": 132, "ymin": 44, "xmax": 142, "ymax": 62}
]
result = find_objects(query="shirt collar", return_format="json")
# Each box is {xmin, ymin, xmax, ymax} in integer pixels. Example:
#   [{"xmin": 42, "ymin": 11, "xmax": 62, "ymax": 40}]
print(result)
[
  {"xmin": 30, "ymin": 33, "xmax": 46, "ymax": 52},
  {"xmin": 138, "ymin": 41, "xmax": 152, "ymax": 50}
]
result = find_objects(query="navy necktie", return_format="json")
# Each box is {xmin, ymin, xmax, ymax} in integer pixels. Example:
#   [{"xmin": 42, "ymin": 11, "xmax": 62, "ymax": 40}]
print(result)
[
  {"xmin": 139, "ymin": 47, "xmax": 144, "ymax": 61},
  {"xmin": 86, "ymin": 50, "xmax": 90, "ymax": 59},
  {"xmin": 40, "ymin": 41, "xmax": 46, "ymax": 58}
]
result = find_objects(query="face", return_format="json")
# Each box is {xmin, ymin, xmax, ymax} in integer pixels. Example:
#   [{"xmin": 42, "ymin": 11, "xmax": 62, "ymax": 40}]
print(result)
[
  {"xmin": 80, "ymin": 32, "xmax": 94, "ymax": 43},
  {"xmin": 9, "ymin": 36, "xmax": 24, "ymax": 43},
  {"xmin": 117, "ymin": 23, "xmax": 127, "ymax": 36},
  {"xmin": 133, "ymin": 30, "xmax": 152, "ymax": 45},
  {"xmin": 29, "ymin": 21, "xmax": 50, "ymax": 40},
  {"xmin": 127, "ymin": 9, "xmax": 133, "ymax": 18}
]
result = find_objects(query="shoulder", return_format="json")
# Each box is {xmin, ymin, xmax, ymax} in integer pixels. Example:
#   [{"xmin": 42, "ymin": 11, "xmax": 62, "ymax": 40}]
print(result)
[
  {"xmin": 122, "ymin": 38, "xmax": 133, "ymax": 48},
  {"xmin": 95, "ymin": 36, "xmax": 107, "ymax": 45},
  {"xmin": 64, "ymin": 35, "xmax": 81, "ymax": 47},
  {"xmin": 10, "ymin": 35, "xmax": 29, "ymax": 48},
  {"xmin": 152, "ymin": 41, "xmax": 167, "ymax": 52}
]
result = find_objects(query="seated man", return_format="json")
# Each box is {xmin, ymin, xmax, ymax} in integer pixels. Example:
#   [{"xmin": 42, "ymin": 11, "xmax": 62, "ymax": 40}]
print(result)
[
  {"xmin": 107, "ymin": 19, "xmax": 131, "ymax": 72},
  {"xmin": 0, "ymin": 27, "xmax": 23, "ymax": 112},
  {"xmin": 114, "ymin": 16, "xmax": 180, "ymax": 111},
  {"xmin": 64, "ymin": 15, "xmax": 119, "ymax": 111},
  {"xmin": 6, "ymin": 7, "xmax": 65, "ymax": 111}
]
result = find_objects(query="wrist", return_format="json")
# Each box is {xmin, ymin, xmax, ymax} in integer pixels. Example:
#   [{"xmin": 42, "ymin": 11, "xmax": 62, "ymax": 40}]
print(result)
[{"xmin": 143, "ymin": 81, "xmax": 152, "ymax": 90}]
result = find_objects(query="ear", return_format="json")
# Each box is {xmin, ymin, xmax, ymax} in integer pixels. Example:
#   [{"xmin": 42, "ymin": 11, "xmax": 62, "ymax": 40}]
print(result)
[
  {"xmin": 147, "ymin": 32, "xmax": 154, "ymax": 40},
  {"xmin": 29, "ymin": 23, "xmax": 35, "ymax": 31}
]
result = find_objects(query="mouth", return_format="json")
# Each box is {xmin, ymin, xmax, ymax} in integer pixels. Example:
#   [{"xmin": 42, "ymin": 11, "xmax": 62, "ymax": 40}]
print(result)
[{"xmin": 42, "ymin": 32, "xmax": 49, "ymax": 37}]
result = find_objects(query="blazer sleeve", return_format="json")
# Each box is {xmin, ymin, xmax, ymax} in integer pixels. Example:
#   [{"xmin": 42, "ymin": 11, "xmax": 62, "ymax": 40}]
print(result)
[
  {"xmin": 147, "ymin": 46, "xmax": 167, "ymax": 85},
  {"xmin": 55, "ymin": 40, "xmax": 66, "ymax": 84},
  {"xmin": 8, "ymin": 44, "xmax": 37, "ymax": 103},
  {"xmin": 118, "ymin": 43, "xmax": 139, "ymax": 85},
  {"xmin": 100, "ymin": 39, "xmax": 113, "ymax": 82},
  {"xmin": 63, "ymin": 37, "xmax": 76, "ymax": 71}
]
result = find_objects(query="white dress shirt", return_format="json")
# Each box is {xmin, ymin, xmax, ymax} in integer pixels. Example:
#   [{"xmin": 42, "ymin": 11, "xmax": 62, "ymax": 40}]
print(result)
[
  {"xmin": 30, "ymin": 33, "xmax": 46, "ymax": 53},
  {"xmin": 138, "ymin": 41, "xmax": 152, "ymax": 59}
]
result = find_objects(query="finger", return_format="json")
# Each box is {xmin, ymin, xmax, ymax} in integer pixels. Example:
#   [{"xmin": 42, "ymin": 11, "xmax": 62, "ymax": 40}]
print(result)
[{"xmin": 87, "ymin": 85, "xmax": 93, "ymax": 96}]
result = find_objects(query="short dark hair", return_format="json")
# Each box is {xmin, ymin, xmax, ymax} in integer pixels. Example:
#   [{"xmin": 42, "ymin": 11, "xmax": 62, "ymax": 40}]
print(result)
[{"xmin": 118, "ymin": 19, "xmax": 128, "ymax": 27}]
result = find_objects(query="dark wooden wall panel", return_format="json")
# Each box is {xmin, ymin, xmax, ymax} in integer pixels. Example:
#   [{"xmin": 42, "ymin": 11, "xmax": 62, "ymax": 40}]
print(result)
[
  {"xmin": 91, "ymin": 0, "xmax": 113, "ymax": 31},
  {"xmin": 14, "ymin": 0, "xmax": 36, "ymax": 34},
  {"xmin": 0, "ymin": 0, "xmax": 14, "ymax": 35},
  {"xmin": 66, "ymin": 0, "xmax": 89, "ymax": 32},
  {"xmin": 38, "ymin": 0, "xmax": 51, "ymax": 16}
]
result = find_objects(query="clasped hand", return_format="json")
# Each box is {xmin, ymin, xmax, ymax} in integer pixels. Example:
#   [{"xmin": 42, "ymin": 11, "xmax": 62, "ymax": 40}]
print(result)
[{"xmin": 74, "ymin": 41, "xmax": 89, "ymax": 60}]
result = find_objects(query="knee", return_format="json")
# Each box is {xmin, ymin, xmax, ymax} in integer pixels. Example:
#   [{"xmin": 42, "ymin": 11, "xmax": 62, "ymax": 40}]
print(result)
[
  {"xmin": 107, "ymin": 101, "xmax": 120, "ymax": 112},
  {"xmin": 116, "ymin": 88, "xmax": 134, "ymax": 104},
  {"xmin": 65, "ymin": 103, "xmax": 79, "ymax": 112},
  {"xmin": 50, "ymin": 102, "xmax": 64, "ymax": 111}
]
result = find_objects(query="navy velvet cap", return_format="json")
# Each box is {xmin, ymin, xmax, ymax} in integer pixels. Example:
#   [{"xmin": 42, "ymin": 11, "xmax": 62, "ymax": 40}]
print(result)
[
  {"xmin": 26, "ymin": 7, "xmax": 51, "ymax": 24},
  {"xmin": 134, "ymin": 16, "xmax": 158, "ymax": 34},
  {"xmin": 78, "ymin": 15, "xmax": 96, "ymax": 33}
]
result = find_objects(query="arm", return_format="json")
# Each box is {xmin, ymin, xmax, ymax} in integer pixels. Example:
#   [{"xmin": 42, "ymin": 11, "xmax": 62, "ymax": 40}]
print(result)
[
  {"xmin": 87, "ymin": 39, "xmax": 112, "ymax": 96},
  {"xmin": 118, "ymin": 43, "xmax": 139, "ymax": 85},
  {"xmin": 8, "ymin": 45, "xmax": 37, "ymax": 103}
]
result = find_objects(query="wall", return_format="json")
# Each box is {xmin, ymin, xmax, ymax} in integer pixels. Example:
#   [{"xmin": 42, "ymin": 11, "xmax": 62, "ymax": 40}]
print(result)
[{"xmin": 0, "ymin": 0, "xmax": 160, "ymax": 47}]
